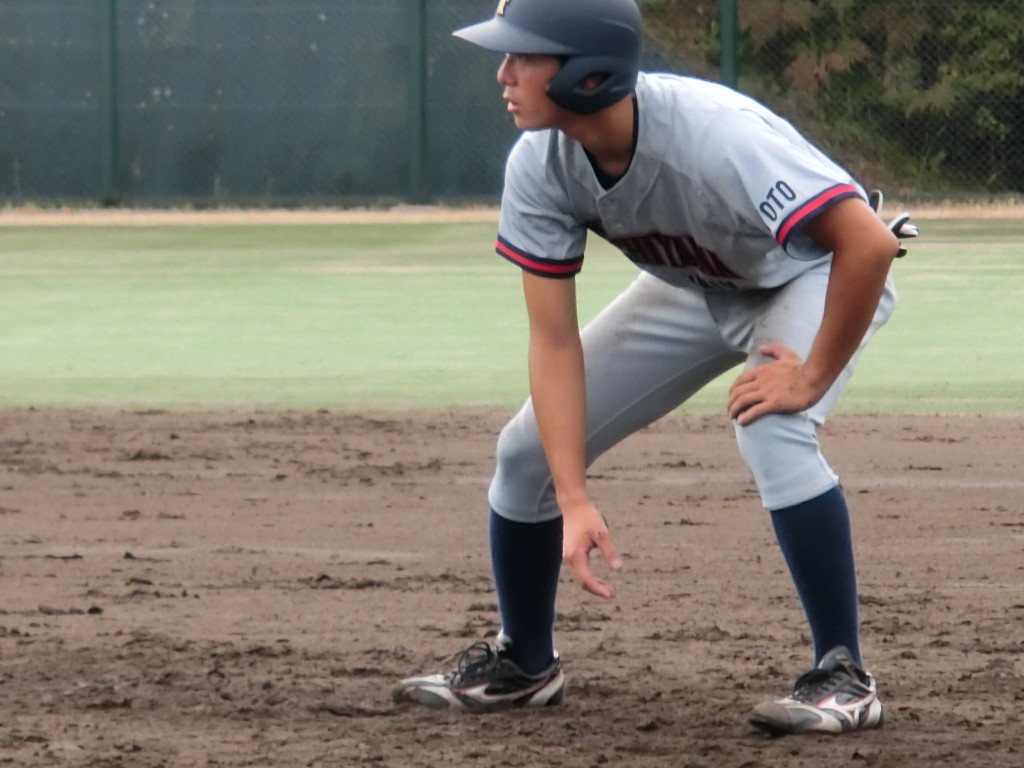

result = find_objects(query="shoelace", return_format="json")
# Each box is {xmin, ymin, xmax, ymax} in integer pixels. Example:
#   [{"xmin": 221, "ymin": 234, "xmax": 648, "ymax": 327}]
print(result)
[
  {"xmin": 792, "ymin": 668, "xmax": 846, "ymax": 701},
  {"xmin": 791, "ymin": 660, "xmax": 869, "ymax": 703},
  {"xmin": 447, "ymin": 641, "xmax": 502, "ymax": 685}
]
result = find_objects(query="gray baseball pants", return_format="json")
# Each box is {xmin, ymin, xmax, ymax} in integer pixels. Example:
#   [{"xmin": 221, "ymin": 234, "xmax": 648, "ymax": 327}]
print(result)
[{"xmin": 488, "ymin": 262, "xmax": 897, "ymax": 521}]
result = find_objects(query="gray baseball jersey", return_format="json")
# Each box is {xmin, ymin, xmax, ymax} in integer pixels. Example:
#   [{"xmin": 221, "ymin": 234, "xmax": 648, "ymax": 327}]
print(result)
[{"xmin": 495, "ymin": 72, "xmax": 866, "ymax": 291}]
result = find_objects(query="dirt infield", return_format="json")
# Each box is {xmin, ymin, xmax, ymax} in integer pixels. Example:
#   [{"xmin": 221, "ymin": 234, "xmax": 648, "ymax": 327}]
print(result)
[{"xmin": 1, "ymin": 408, "xmax": 1022, "ymax": 767}]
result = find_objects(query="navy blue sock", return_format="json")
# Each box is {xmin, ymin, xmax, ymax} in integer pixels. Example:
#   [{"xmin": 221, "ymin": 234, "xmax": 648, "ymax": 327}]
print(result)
[
  {"xmin": 769, "ymin": 486, "xmax": 862, "ymax": 666},
  {"xmin": 488, "ymin": 510, "xmax": 562, "ymax": 675}
]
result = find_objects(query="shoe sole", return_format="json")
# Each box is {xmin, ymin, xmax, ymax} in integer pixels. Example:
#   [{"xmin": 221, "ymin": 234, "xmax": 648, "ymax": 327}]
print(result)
[
  {"xmin": 393, "ymin": 672, "xmax": 566, "ymax": 712},
  {"xmin": 750, "ymin": 699, "xmax": 884, "ymax": 736}
]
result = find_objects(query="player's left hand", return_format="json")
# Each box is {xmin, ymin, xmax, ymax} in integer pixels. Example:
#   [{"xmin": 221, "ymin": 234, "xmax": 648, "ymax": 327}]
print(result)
[
  {"xmin": 726, "ymin": 343, "xmax": 822, "ymax": 426},
  {"xmin": 561, "ymin": 502, "xmax": 622, "ymax": 600}
]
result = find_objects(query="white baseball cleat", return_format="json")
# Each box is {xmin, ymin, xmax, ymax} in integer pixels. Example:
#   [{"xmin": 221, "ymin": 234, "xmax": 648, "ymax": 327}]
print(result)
[
  {"xmin": 749, "ymin": 645, "xmax": 884, "ymax": 735},
  {"xmin": 392, "ymin": 635, "xmax": 565, "ymax": 712}
]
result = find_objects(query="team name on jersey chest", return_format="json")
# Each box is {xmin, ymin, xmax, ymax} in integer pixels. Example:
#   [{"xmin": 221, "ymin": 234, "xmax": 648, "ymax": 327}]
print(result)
[{"xmin": 587, "ymin": 221, "xmax": 741, "ymax": 284}]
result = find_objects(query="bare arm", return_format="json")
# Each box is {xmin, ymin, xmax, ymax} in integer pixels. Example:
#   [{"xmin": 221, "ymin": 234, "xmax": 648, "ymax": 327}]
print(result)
[
  {"xmin": 727, "ymin": 197, "xmax": 899, "ymax": 425},
  {"xmin": 522, "ymin": 271, "xmax": 621, "ymax": 598}
]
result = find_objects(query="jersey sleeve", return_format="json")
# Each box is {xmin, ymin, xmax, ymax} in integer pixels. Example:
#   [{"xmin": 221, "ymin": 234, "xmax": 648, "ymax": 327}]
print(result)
[
  {"xmin": 495, "ymin": 135, "xmax": 587, "ymax": 279},
  {"xmin": 700, "ymin": 110, "xmax": 865, "ymax": 260}
]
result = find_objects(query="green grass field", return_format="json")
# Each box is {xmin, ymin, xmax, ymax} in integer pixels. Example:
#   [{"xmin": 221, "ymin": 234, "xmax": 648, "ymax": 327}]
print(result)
[{"xmin": 0, "ymin": 218, "xmax": 1020, "ymax": 414}]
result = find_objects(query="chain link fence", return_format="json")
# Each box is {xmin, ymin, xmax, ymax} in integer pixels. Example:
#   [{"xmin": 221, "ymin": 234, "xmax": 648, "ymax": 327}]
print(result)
[
  {"xmin": 643, "ymin": 0, "xmax": 1024, "ymax": 200},
  {"xmin": 1, "ymin": 0, "xmax": 1020, "ymax": 207},
  {"xmin": 1, "ymin": 0, "xmax": 504, "ymax": 206}
]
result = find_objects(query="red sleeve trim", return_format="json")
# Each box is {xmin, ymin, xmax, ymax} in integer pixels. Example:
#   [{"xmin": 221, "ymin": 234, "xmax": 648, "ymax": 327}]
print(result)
[
  {"xmin": 776, "ymin": 184, "xmax": 861, "ymax": 247},
  {"xmin": 495, "ymin": 236, "xmax": 582, "ymax": 279}
]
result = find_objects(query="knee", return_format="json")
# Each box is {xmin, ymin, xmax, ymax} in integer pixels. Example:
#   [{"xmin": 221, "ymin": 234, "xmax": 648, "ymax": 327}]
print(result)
[
  {"xmin": 734, "ymin": 413, "xmax": 816, "ymax": 475},
  {"xmin": 489, "ymin": 413, "xmax": 559, "ymax": 522},
  {"xmin": 734, "ymin": 413, "xmax": 838, "ymax": 509},
  {"xmin": 495, "ymin": 416, "xmax": 547, "ymax": 478}
]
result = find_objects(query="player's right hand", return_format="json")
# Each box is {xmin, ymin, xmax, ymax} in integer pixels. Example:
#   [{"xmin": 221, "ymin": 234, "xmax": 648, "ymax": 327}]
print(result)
[{"xmin": 561, "ymin": 503, "xmax": 622, "ymax": 599}]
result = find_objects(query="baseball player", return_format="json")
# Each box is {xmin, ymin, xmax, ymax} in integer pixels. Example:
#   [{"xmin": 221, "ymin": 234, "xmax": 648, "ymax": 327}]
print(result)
[{"xmin": 392, "ymin": 0, "xmax": 917, "ymax": 735}]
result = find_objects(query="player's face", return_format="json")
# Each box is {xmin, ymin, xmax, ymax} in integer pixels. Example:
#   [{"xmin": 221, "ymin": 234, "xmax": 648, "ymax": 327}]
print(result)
[{"xmin": 497, "ymin": 54, "xmax": 563, "ymax": 130}]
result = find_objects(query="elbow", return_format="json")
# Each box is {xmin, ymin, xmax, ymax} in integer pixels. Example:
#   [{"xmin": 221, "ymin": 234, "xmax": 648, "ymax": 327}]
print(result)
[
  {"xmin": 852, "ymin": 228, "xmax": 900, "ymax": 268},
  {"xmin": 879, "ymin": 229, "xmax": 901, "ymax": 261}
]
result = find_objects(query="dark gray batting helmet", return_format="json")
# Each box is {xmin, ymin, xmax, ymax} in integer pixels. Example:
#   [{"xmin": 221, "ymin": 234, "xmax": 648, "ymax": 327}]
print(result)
[{"xmin": 453, "ymin": 0, "xmax": 643, "ymax": 115}]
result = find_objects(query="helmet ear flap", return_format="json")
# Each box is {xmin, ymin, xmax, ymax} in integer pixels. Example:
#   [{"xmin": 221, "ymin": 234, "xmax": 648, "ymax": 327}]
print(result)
[{"xmin": 546, "ymin": 55, "xmax": 639, "ymax": 115}]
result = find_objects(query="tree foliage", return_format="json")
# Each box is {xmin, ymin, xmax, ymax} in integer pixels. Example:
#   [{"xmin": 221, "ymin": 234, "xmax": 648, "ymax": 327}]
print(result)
[{"xmin": 640, "ymin": 0, "xmax": 1024, "ymax": 194}]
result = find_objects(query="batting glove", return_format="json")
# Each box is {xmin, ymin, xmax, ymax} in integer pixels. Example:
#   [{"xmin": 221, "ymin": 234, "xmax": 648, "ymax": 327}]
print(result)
[{"xmin": 869, "ymin": 189, "xmax": 919, "ymax": 258}]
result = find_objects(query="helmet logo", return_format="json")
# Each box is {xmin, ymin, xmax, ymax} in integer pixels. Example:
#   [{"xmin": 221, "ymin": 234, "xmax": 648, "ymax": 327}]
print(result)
[{"xmin": 496, "ymin": 0, "xmax": 511, "ymax": 16}]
